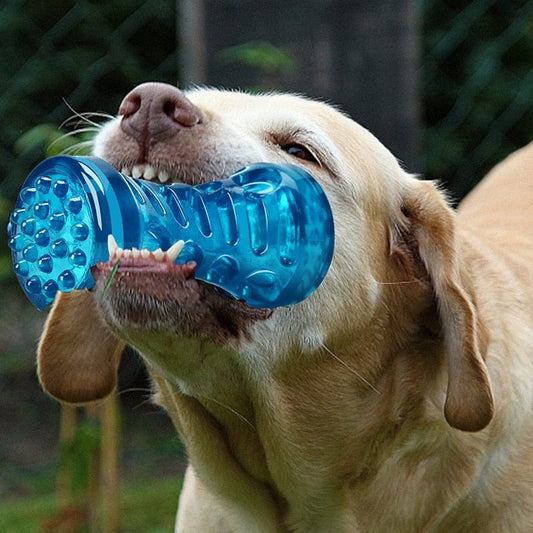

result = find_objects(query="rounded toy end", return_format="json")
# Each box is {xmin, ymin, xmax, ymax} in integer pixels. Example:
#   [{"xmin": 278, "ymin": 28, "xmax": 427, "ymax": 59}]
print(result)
[{"xmin": 7, "ymin": 156, "xmax": 98, "ymax": 309}]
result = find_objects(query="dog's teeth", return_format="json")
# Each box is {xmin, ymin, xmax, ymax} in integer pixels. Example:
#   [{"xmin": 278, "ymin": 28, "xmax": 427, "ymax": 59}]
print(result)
[
  {"xmin": 132, "ymin": 164, "xmax": 144, "ymax": 179},
  {"xmin": 141, "ymin": 249, "xmax": 150, "ymax": 259},
  {"xmin": 144, "ymin": 165, "xmax": 156, "ymax": 181},
  {"xmin": 153, "ymin": 248, "xmax": 164, "ymax": 261},
  {"xmin": 107, "ymin": 234, "xmax": 118, "ymax": 259},
  {"xmin": 131, "ymin": 247, "xmax": 140, "ymax": 258},
  {"xmin": 118, "ymin": 164, "xmax": 171, "ymax": 183},
  {"xmin": 116, "ymin": 247, "xmax": 123, "ymax": 259},
  {"xmin": 122, "ymin": 249, "xmax": 132, "ymax": 259},
  {"xmin": 166, "ymin": 240, "xmax": 185, "ymax": 263}
]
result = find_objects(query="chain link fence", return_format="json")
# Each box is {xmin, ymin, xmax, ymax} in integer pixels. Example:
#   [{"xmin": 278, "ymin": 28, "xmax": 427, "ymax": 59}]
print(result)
[
  {"xmin": 0, "ymin": 0, "xmax": 178, "ymax": 287},
  {"xmin": 0, "ymin": 0, "xmax": 179, "ymax": 377},
  {"xmin": 1, "ymin": 0, "xmax": 532, "ymax": 287},
  {"xmin": 421, "ymin": 0, "xmax": 533, "ymax": 200}
]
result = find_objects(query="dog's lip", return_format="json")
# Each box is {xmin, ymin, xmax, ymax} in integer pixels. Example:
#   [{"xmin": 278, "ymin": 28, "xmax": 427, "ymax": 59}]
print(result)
[
  {"xmin": 93, "ymin": 256, "xmax": 198, "ymax": 276},
  {"xmin": 91, "ymin": 254, "xmax": 269, "ymax": 313},
  {"xmin": 91, "ymin": 256, "xmax": 199, "ymax": 299},
  {"xmin": 94, "ymin": 238, "xmax": 239, "ymax": 303},
  {"xmin": 91, "ymin": 255, "xmax": 273, "ymax": 336}
]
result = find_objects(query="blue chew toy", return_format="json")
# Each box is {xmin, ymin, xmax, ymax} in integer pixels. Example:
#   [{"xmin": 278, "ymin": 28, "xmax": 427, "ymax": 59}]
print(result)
[{"xmin": 7, "ymin": 156, "xmax": 334, "ymax": 310}]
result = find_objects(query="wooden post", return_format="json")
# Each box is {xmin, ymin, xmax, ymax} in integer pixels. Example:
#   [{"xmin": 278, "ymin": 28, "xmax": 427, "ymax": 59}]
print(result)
[
  {"xmin": 54, "ymin": 396, "xmax": 121, "ymax": 532},
  {"xmin": 86, "ymin": 404, "xmax": 100, "ymax": 530},
  {"xmin": 56, "ymin": 405, "xmax": 77, "ymax": 507},
  {"xmin": 100, "ymin": 395, "xmax": 121, "ymax": 533}
]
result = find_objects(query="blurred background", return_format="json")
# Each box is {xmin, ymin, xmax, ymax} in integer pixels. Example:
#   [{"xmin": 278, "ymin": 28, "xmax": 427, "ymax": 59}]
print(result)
[{"xmin": 1, "ymin": 0, "xmax": 532, "ymax": 530}]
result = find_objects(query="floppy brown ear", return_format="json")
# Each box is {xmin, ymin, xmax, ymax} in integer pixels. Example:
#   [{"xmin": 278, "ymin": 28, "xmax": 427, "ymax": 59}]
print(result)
[
  {"xmin": 38, "ymin": 290, "xmax": 125, "ymax": 405},
  {"xmin": 401, "ymin": 181, "xmax": 494, "ymax": 432}
]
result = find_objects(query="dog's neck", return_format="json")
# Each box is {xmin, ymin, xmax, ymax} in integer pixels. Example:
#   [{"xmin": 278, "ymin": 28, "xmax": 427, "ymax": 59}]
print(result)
[{"xmin": 144, "ymin": 305, "xmax": 447, "ymax": 526}]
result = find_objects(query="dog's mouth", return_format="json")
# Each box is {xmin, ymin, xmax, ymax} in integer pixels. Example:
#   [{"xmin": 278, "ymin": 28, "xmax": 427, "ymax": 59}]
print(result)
[
  {"xmin": 91, "ymin": 210, "xmax": 273, "ymax": 342},
  {"xmin": 109, "ymin": 155, "xmax": 240, "ymax": 187},
  {"xmin": 92, "ymin": 252, "xmax": 272, "ymax": 340}
]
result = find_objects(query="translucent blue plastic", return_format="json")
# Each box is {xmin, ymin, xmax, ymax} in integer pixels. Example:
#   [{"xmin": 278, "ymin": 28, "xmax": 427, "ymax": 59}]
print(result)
[{"xmin": 7, "ymin": 156, "xmax": 335, "ymax": 310}]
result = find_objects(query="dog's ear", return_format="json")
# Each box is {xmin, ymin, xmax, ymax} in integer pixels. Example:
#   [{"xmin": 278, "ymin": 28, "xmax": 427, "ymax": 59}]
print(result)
[
  {"xmin": 395, "ymin": 180, "xmax": 494, "ymax": 432},
  {"xmin": 38, "ymin": 290, "xmax": 125, "ymax": 405}
]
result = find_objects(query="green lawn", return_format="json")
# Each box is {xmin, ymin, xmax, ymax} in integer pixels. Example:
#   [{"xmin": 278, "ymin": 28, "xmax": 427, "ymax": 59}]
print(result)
[{"xmin": 0, "ymin": 476, "xmax": 182, "ymax": 533}]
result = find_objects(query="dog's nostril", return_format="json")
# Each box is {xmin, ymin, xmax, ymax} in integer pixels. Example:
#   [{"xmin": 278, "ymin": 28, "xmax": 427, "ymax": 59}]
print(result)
[
  {"xmin": 163, "ymin": 100, "xmax": 175, "ymax": 118},
  {"xmin": 119, "ymin": 94, "xmax": 141, "ymax": 118},
  {"xmin": 171, "ymin": 98, "xmax": 202, "ymax": 127},
  {"xmin": 161, "ymin": 98, "xmax": 200, "ymax": 127}
]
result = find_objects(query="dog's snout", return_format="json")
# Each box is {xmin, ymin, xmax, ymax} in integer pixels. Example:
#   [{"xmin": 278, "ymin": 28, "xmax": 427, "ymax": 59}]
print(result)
[{"xmin": 118, "ymin": 82, "xmax": 202, "ymax": 143}]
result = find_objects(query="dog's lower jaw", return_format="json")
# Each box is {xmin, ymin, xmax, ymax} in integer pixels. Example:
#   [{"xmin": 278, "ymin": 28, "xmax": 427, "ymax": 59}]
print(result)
[{"xmin": 93, "ymin": 259, "xmax": 273, "ymax": 341}]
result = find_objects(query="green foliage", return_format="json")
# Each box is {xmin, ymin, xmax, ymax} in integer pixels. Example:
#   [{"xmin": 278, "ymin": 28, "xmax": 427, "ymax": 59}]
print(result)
[
  {"xmin": 101, "ymin": 258, "xmax": 121, "ymax": 300},
  {"xmin": 0, "ymin": 476, "xmax": 182, "ymax": 532},
  {"xmin": 0, "ymin": 196, "xmax": 13, "ymax": 279},
  {"xmin": 0, "ymin": 495, "xmax": 58, "ymax": 533},
  {"xmin": 217, "ymin": 40, "xmax": 295, "ymax": 75},
  {"xmin": 59, "ymin": 419, "xmax": 101, "ymax": 497},
  {"xmin": 217, "ymin": 40, "xmax": 296, "ymax": 91},
  {"xmin": 14, "ymin": 124, "xmax": 95, "ymax": 158}
]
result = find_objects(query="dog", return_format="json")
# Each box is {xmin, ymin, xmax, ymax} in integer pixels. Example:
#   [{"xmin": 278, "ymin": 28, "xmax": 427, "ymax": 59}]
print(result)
[{"xmin": 37, "ymin": 83, "xmax": 533, "ymax": 531}]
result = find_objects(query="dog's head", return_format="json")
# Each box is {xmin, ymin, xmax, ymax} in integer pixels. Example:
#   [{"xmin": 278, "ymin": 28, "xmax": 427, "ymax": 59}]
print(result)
[{"xmin": 37, "ymin": 83, "xmax": 493, "ymax": 432}]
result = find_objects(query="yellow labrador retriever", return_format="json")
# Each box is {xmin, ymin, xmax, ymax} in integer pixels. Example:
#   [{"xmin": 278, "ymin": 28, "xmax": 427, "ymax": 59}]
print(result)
[{"xmin": 37, "ymin": 83, "xmax": 533, "ymax": 532}]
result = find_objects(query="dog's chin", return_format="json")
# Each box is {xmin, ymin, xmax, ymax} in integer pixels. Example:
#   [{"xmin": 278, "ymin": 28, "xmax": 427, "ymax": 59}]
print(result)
[{"xmin": 91, "ymin": 257, "xmax": 273, "ymax": 347}]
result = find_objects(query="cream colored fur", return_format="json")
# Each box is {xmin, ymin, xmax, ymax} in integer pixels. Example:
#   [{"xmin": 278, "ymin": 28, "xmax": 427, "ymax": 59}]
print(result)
[{"xmin": 38, "ymin": 87, "xmax": 533, "ymax": 532}]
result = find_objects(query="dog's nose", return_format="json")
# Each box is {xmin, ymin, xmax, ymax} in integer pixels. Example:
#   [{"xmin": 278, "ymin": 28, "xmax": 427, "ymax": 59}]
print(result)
[{"xmin": 118, "ymin": 82, "xmax": 202, "ymax": 142}]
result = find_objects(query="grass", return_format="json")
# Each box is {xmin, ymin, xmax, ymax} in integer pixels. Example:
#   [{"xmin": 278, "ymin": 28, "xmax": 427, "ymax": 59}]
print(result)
[{"xmin": 0, "ymin": 476, "xmax": 182, "ymax": 532}]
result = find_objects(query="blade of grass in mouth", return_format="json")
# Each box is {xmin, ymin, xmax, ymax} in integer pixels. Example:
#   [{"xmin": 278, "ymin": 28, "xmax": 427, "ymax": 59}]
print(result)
[{"xmin": 101, "ymin": 259, "xmax": 121, "ymax": 300}]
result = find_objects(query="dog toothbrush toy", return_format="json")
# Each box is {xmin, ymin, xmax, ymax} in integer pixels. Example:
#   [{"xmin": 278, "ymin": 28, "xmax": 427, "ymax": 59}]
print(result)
[{"xmin": 7, "ymin": 156, "xmax": 334, "ymax": 310}]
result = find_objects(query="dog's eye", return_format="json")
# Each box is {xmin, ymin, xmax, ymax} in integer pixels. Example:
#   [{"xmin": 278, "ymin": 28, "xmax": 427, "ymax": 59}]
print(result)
[{"xmin": 282, "ymin": 143, "xmax": 318, "ymax": 163}]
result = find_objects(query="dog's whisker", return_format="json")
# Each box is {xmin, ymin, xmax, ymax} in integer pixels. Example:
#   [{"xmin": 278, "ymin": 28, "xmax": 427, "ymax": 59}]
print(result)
[
  {"xmin": 116, "ymin": 387, "xmax": 154, "ymax": 405},
  {"xmin": 49, "ymin": 124, "xmax": 100, "ymax": 155},
  {"xmin": 59, "ymin": 117, "xmax": 107, "ymax": 131},
  {"xmin": 62, "ymin": 141, "xmax": 95, "ymax": 155},
  {"xmin": 322, "ymin": 343, "xmax": 381, "ymax": 395},
  {"xmin": 132, "ymin": 398, "xmax": 160, "ymax": 412},
  {"xmin": 59, "ymin": 126, "xmax": 101, "ymax": 137},
  {"xmin": 204, "ymin": 396, "xmax": 257, "ymax": 433},
  {"xmin": 74, "ymin": 111, "xmax": 115, "ymax": 121},
  {"xmin": 62, "ymin": 98, "xmax": 114, "ymax": 128},
  {"xmin": 117, "ymin": 387, "xmax": 153, "ymax": 395},
  {"xmin": 374, "ymin": 278, "xmax": 422, "ymax": 286},
  {"xmin": 54, "ymin": 137, "xmax": 94, "ymax": 152}
]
